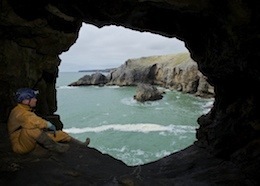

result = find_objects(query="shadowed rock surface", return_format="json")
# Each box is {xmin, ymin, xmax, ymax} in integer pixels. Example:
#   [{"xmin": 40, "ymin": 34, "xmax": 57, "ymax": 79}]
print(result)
[
  {"xmin": 0, "ymin": 0, "xmax": 259, "ymax": 185},
  {"xmin": 0, "ymin": 125, "xmax": 250, "ymax": 185}
]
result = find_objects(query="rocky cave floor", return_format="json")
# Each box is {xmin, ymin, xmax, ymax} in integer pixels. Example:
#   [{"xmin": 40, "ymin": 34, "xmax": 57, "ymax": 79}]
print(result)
[{"xmin": 0, "ymin": 123, "xmax": 256, "ymax": 186}]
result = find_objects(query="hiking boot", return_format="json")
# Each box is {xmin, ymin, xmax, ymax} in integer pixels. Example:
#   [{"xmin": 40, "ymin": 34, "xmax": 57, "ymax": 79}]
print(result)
[
  {"xmin": 36, "ymin": 132, "xmax": 69, "ymax": 153},
  {"xmin": 85, "ymin": 137, "xmax": 90, "ymax": 146},
  {"xmin": 70, "ymin": 137, "xmax": 90, "ymax": 147}
]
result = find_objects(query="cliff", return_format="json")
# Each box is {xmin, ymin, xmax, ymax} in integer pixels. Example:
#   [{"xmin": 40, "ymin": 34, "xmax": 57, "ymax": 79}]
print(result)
[
  {"xmin": 0, "ymin": 0, "xmax": 259, "ymax": 185},
  {"xmin": 106, "ymin": 52, "xmax": 214, "ymax": 98}
]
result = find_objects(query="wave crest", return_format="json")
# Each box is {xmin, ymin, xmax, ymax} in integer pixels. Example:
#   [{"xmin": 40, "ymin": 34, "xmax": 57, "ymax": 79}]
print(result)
[{"xmin": 63, "ymin": 123, "xmax": 196, "ymax": 134}]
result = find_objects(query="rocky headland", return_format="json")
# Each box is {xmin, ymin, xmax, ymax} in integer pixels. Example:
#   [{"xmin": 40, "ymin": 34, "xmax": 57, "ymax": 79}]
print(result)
[{"xmin": 70, "ymin": 53, "xmax": 214, "ymax": 99}]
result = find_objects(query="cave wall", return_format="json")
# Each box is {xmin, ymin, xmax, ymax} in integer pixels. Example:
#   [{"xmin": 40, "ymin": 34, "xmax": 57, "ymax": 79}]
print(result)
[
  {"xmin": 0, "ymin": 0, "xmax": 259, "ymax": 160},
  {"xmin": 0, "ymin": 0, "xmax": 81, "ymax": 121}
]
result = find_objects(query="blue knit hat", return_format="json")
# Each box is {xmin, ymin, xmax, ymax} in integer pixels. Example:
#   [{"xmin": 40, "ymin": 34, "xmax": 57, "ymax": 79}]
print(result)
[{"xmin": 15, "ymin": 88, "xmax": 39, "ymax": 103}]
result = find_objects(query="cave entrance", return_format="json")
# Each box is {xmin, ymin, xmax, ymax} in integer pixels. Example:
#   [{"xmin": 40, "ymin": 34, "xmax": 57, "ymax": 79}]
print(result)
[{"xmin": 57, "ymin": 23, "xmax": 211, "ymax": 166}]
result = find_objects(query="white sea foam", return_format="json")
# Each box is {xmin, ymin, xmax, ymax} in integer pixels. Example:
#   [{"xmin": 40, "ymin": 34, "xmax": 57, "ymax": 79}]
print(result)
[
  {"xmin": 155, "ymin": 150, "xmax": 171, "ymax": 158},
  {"xmin": 106, "ymin": 85, "xmax": 120, "ymax": 89},
  {"xmin": 121, "ymin": 97, "xmax": 160, "ymax": 107},
  {"xmin": 202, "ymin": 99, "xmax": 214, "ymax": 114},
  {"xmin": 57, "ymin": 85, "xmax": 78, "ymax": 89},
  {"xmin": 133, "ymin": 149, "xmax": 145, "ymax": 155},
  {"xmin": 63, "ymin": 123, "xmax": 196, "ymax": 134},
  {"xmin": 120, "ymin": 97, "xmax": 138, "ymax": 106},
  {"xmin": 162, "ymin": 88, "xmax": 171, "ymax": 92},
  {"xmin": 99, "ymin": 146, "xmax": 150, "ymax": 165},
  {"xmin": 203, "ymin": 100, "xmax": 214, "ymax": 108}
]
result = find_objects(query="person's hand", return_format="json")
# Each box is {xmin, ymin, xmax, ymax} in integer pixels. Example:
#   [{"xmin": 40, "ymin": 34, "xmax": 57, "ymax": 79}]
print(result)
[
  {"xmin": 49, "ymin": 124, "xmax": 56, "ymax": 131},
  {"xmin": 47, "ymin": 122, "xmax": 56, "ymax": 131},
  {"xmin": 47, "ymin": 121, "xmax": 56, "ymax": 137}
]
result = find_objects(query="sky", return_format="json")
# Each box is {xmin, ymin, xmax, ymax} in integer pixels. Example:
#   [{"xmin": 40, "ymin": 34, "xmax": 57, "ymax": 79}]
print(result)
[{"xmin": 59, "ymin": 23, "xmax": 189, "ymax": 72}]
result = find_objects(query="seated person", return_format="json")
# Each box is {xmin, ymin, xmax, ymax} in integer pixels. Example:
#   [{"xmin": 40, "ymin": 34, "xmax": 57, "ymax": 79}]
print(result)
[{"xmin": 8, "ymin": 88, "xmax": 90, "ymax": 154}]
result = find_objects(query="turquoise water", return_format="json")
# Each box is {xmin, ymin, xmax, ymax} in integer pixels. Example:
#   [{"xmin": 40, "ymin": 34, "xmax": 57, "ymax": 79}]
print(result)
[{"xmin": 56, "ymin": 72, "xmax": 213, "ymax": 166}]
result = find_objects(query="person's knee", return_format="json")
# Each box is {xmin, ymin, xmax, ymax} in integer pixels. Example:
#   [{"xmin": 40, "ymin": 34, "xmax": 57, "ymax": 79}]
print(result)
[
  {"xmin": 47, "ymin": 130, "xmax": 71, "ymax": 142},
  {"xmin": 23, "ymin": 128, "xmax": 42, "ymax": 139}
]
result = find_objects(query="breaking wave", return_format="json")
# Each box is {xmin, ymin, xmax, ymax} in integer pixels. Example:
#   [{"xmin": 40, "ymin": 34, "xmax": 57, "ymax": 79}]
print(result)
[{"xmin": 63, "ymin": 123, "xmax": 196, "ymax": 134}]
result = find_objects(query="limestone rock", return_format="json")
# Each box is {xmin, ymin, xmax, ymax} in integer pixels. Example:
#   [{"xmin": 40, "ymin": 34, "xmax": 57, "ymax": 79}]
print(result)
[
  {"xmin": 134, "ymin": 83, "xmax": 164, "ymax": 102},
  {"xmin": 69, "ymin": 72, "xmax": 108, "ymax": 86},
  {"xmin": 108, "ymin": 53, "xmax": 214, "ymax": 98}
]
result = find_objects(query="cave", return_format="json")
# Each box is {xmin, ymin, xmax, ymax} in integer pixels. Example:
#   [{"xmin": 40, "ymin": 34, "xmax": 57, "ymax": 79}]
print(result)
[{"xmin": 0, "ymin": 0, "xmax": 259, "ymax": 185}]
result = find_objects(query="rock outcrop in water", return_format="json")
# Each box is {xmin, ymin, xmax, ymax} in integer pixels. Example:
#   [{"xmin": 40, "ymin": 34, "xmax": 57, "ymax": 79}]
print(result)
[
  {"xmin": 134, "ymin": 83, "xmax": 165, "ymax": 102},
  {"xmin": 69, "ymin": 72, "xmax": 108, "ymax": 86},
  {"xmin": 0, "ymin": 0, "xmax": 260, "ymax": 185}
]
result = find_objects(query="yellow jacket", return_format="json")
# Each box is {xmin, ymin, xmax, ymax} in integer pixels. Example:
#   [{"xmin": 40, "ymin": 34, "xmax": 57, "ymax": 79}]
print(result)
[
  {"xmin": 8, "ymin": 104, "xmax": 70, "ymax": 154},
  {"xmin": 8, "ymin": 104, "xmax": 48, "ymax": 133}
]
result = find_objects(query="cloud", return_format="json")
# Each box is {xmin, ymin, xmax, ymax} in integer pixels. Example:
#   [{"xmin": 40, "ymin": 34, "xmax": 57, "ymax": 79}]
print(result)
[{"xmin": 59, "ymin": 23, "xmax": 188, "ymax": 72}]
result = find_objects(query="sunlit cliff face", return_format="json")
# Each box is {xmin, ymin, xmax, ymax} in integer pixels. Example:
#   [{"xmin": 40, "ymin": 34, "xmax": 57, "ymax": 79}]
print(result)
[{"xmin": 0, "ymin": 0, "xmax": 259, "ymax": 161}]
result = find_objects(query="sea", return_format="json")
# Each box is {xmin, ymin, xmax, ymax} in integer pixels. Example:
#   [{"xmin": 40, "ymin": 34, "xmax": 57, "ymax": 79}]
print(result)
[{"xmin": 56, "ymin": 72, "xmax": 214, "ymax": 166}]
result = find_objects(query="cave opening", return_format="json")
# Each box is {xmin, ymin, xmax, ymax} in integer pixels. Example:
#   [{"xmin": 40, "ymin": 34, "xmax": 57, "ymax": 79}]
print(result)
[{"xmin": 56, "ymin": 23, "xmax": 213, "ymax": 165}]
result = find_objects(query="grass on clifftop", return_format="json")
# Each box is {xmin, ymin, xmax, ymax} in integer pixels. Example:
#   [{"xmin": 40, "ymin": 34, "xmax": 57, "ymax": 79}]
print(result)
[{"xmin": 128, "ymin": 52, "xmax": 191, "ymax": 69}]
